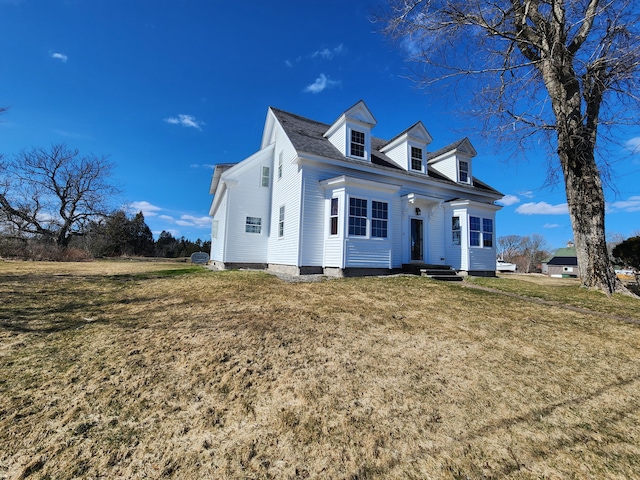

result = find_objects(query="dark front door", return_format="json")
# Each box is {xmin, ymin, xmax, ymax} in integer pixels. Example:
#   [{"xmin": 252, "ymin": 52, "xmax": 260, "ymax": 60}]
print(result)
[{"xmin": 411, "ymin": 219, "xmax": 424, "ymax": 261}]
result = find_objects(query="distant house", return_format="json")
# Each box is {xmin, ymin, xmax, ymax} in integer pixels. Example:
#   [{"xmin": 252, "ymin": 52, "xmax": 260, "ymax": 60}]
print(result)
[
  {"xmin": 542, "ymin": 242, "xmax": 578, "ymax": 278},
  {"xmin": 209, "ymin": 101, "xmax": 503, "ymax": 277}
]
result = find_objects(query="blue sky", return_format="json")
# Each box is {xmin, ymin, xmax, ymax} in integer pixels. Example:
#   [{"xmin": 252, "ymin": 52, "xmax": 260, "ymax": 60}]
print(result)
[{"xmin": 1, "ymin": 0, "xmax": 638, "ymax": 250}]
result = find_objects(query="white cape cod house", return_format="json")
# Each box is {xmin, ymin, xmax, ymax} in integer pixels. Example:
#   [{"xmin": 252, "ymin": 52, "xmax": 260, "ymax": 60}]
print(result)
[{"xmin": 209, "ymin": 101, "xmax": 503, "ymax": 277}]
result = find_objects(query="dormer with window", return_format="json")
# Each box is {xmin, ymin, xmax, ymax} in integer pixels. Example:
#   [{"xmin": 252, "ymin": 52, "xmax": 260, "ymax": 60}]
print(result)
[
  {"xmin": 380, "ymin": 121, "xmax": 433, "ymax": 173},
  {"xmin": 427, "ymin": 137, "xmax": 476, "ymax": 184},
  {"xmin": 324, "ymin": 100, "xmax": 377, "ymax": 162}
]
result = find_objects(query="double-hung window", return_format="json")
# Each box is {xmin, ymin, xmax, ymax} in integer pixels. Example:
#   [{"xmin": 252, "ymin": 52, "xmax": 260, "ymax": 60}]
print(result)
[
  {"xmin": 348, "ymin": 197, "xmax": 367, "ymax": 236},
  {"xmin": 468, "ymin": 216, "xmax": 493, "ymax": 247},
  {"xmin": 452, "ymin": 217, "xmax": 461, "ymax": 245},
  {"xmin": 350, "ymin": 130, "xmax": 365, "ymax": 158},
  {"xmin": 459, "ymin": 160, "xmax": 469, "ymax": 183},
  {"xmin": 346, "ymin": 197, "xmax": 389, "ymax": 238},
  {"xmin": 261, "ymin": 166, "xmax": 270, "ymax": 187},
  {"xmin": 245, "ymin": 216, "xmax": 262, "ymax": 234},
  {"xmin": 212, "ymin": 220, "xmax": 219, "ymax": 240},
  {"xmin": 277, "ymin": 152, "xmax": 283, "ymax": 179},
  {"xmin": 371, "ymin": 201, "xmax": 388, "ymax": 238},
  {"xmin": 469, "ymin": 216, "xmax": 481, "ymax": 247},
  {"xmin": 483, "ymin": 218, "xmax": 493, "ymax": 247},
  {"xmin": 278, "ymin": 206, "xmax": 285, "ymax": 238},
  {"xmin": 411, "ymin": 147, "xmax": 423, "ymax": 171},
  {"xmin": 330, "ymin": 198, "xmax": 339, "ymax": 235}
]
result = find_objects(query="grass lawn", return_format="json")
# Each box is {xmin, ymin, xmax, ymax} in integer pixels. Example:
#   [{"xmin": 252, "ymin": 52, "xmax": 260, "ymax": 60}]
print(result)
[{"xmin": 1, "ymin": 261, "xmax": 639, "ymax": 479}]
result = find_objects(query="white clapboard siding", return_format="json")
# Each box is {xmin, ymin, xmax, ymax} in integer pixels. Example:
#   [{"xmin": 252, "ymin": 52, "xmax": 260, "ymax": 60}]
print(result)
[
  {"xmin": 383, "ymin": 143, "xmax": 408, "ymax": 170},
  {"xmin": 427, "ymin": 205, "xmax": 446, "ymax": 264},
  {"xmin": 430, "ymin": 156, "xmax": 458, "ymax": 183},
  {"xmin": 224, "ymin": 164, "xmax": 271, "ymax": 263},
  {"xmin": 389, "ymin": 196, "xmax": 403, "ymax": 268},
  {"xmin": 210, "ymin": 191, "xmax": 227, "ymax": 262},
  {"xmin": 345, "ymin": 239, "xmax": 392, "ymax": 268},
  {"xmin": 469, "ymin": 247, "xmax": 496, "ymax": 271},
  {"xmin": 267, "ymin": 137, "xmax": 301, "ymax": 266}
]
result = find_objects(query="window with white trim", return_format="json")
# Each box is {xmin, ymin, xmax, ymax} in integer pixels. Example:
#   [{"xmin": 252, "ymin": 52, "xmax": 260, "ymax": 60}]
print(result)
[
  {"xmin": 469, "ymin": 216, "xmax": 493, "ymax": 247},
  {"xmin": 483, "ymin": 218, "xmax": 493, "ymax": 247},
  {"xmin": 371, "ymin": 201, "xmax": 388, "ymax": 238},
  {"xmin": 330, "ymin": 198, "xmax": 339, "ymax": 235},
  {"xmin": 411, "ymin": 146, "xmax": 422, "ymax": 171},
  {"xmin": 212, "ymin": 220, "xmax": 219, "ymax": 239},
  {"xmin": 350, "ymin": 130, "xmax": 365, "ymax": 158},
  {"xmin": 459, "ymin": 160, "xmax": 469, "ymax": 183},
  {"xmin": 452, "ymin": 217, "xmax": 461, "ymax": 245},
  {"xmin": 278, "ymin": 206, "xmax": 285, "ymax": 238},
  {"xmin": 470, "ymin": 216, "xmax": 481, "ymax": 247},
  {"xmin": 261, "ymin": 166, "xmax": 270, "ymax": 187},
  {"xmin": 245, "ymin": 216, "xmax": 262, "ymax": 234},
  {"xmin": 348, "ymin": 197, "xmax": 367, "ymax": 236},
  {"xmin": 277, "ymin": 152, "xmax": 283, "ymax": 179}
]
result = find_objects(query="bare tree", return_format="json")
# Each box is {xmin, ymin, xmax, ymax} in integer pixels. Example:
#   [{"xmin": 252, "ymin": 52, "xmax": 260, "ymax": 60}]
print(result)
[
  {"xmin": 498, "ymin": 233, "xmax": 551, "ymax": 271},
  {"xmin": 497, "ymin": 234, "xmax": 524, "ymax": 260},
  {"xmin": 379, "ymin": 0, "xmax": 639, "ymax": 295},
  {"xmin": 521, "ymin": 233, "xmax": 551, "ymax": 273},
  {"xmin": 0, "ymin": 144, "xmax": 119, "ymax": 248}
]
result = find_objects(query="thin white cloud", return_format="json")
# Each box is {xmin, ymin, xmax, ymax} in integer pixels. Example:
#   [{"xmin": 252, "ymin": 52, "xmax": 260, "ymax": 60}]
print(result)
[
  {"xmin": 153, "ymin": 228, "xmax": 179, "ymax": 237},
  {"xmin": 129, "ymin": 201, "xmax": 163, "ymax": 217},
  {"xmin": 497, "ymin": 194, "xmax": 520, "ymax": 206},
  {"xmin": 311, "ymin": 44, "xmax": 345, "ymax": 60},
  {"xmin": 285, "ymin": 59, "xmax": 293, "ymax": 68},
  {"xmin": 164, "ymin": 114, "xmax": 204, "ymax": 130},
  {"xmin": 516, "ymin": 201, "xmax": 569, "ymax": 215},
  {"xmin": 624, "ymin": 137, "xmax": 640, "ymax": 154},
  {"xmin": 607, "ymin": 196, "xmax": 640, "ymax": 213},
  {"xmin": 190, "ymin": 164, "xmax": 216, "ymax": 169},
  {"xmin": 304, "ymin": 73, "xmax": 340, "ymax": 94},
  {"xmin": 180, "ymin": 215, "xmax": 211, "ymax": 228},
  {"xmin": 543, "ymin": 223, "xmax": 562, "ymax": 229},
  {"xmin": 156, "ymin": 213, "xmax": 210, "ymax": 229},
  {"xmin": 51, "ymin": 52, "xmax": 68, "ymax": 63},
  {"xmin": 52, "ymin": 128, "xmax": 83, "ymax": 138}
]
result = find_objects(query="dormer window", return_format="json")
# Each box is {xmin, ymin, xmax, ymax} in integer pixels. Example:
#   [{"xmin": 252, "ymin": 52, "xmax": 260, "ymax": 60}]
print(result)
[
  {"xmin": 324, "ymin": 101, "xmax": 376, "ymax": 161},
  {"xmin": 350, "ymin": 130, "xmax": 365, "ymax": 158},
  {"xmin": 411, "ymin": 147, "xmax": 423, "ymax": 171},
  {"xmin": 459, "ymin": 160, "xmax": 469, "ymax": 183}
]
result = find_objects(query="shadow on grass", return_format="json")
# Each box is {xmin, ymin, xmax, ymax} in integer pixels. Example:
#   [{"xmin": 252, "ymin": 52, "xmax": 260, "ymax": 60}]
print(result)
[
  {"xmin": 444, "ymin": 373, "xmax": 640, "ymax": 476},
  {"xmin": 0, "ymin": 271, "xmax": 195, "ymax": 334}
]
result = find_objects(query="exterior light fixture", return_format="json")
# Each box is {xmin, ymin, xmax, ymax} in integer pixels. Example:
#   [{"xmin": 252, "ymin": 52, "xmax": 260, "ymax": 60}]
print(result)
[{"xmin": 415, "ymin": 207, "xmax": 421, "ymax": 216}]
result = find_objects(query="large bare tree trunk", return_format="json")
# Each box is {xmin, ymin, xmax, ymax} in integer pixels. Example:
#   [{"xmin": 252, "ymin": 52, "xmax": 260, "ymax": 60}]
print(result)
[
  {"xmin": 537, "ymin": 16, "xmax": 627, "ymax": 295},
  {"xmin": 559, "ymin": 139, "xmax": 624, "ymax": 292}
]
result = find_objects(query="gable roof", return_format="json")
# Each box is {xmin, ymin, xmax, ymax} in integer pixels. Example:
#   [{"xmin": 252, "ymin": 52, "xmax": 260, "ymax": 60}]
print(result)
[
  {"xmin": 547, "ymin": 256, "xmax": 579, "ymax": 266},
  {"xmin": 269, "ymin": 107, "xmax": 502, "ymax": 196},
  {"xmin": 428, "ymin": 137, "xmax": 477, "ymax": 161},
  {"xmin": 381, "ymin": 121, "xmax": 433, "ymax": 151},
  {"xmin": 545, "ymin": 246, "xmax": 578, "ymax": 266}
]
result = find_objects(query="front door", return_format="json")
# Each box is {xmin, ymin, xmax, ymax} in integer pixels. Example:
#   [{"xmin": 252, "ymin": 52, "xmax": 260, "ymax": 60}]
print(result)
[{"xmin": 410, "ymin": 219, "xmax": 424, "ymax": 261}]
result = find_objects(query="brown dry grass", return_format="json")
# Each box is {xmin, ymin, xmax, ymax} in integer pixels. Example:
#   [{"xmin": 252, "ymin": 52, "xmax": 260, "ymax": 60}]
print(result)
[{"xmin": 1, "ymin": 261, "xmax": 639, "ymax": 479}]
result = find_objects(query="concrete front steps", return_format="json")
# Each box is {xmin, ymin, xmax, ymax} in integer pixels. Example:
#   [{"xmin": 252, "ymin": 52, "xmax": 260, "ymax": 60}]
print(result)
[{"xmin": 402, "ymin": 263, "xmax": 463, "ymax": 282}]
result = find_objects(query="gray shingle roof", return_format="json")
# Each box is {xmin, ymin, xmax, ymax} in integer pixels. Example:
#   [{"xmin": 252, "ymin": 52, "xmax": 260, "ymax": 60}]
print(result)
[{"xmin": 269, "ymin": 107, "xmax": 501, "ymax": 196}]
